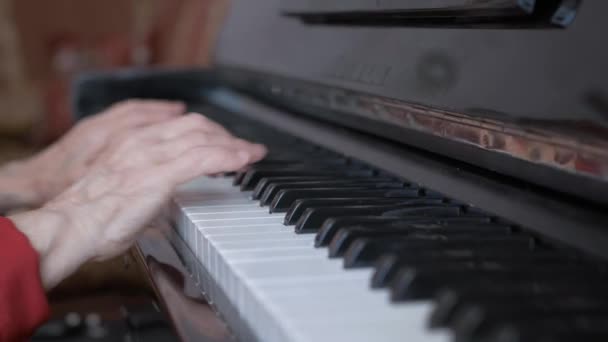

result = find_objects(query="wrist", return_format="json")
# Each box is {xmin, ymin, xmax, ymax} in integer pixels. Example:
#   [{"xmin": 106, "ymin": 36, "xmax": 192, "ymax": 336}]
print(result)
[
  {"xmin": 0, "ymin": 160, "xmax": 47, "ymax": 210},
  {"xmin": 0, "ymin": 144, "xmax": 70, "ymax": 208},
  {"xmin": 9, "ymin": 207, "xmax": 94, "ymax": 289}
]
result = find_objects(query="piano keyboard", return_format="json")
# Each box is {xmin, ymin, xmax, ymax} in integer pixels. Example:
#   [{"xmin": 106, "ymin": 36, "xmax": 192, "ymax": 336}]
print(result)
[
  {"xmin": 169, "ymin": 114, "xmax": 608, "ymax": 342},
  {"xmin": 174, "ymin": 176, "xmax": 449, "ymax": 342}
]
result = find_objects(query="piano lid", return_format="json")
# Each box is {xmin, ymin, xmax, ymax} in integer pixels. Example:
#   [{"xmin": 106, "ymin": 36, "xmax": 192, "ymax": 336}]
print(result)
[{"xmin": 210, "ymin": 0, "xmax": 608, "ymax": 204}]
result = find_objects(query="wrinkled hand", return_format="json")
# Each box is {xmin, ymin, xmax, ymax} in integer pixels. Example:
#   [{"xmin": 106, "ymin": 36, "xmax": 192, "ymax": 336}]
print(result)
[
  {"xmin": 1, "ymin": 99, "xmax": 184, "ymax": 207},
  {"xmin": 55, "ymin": 113, "xmax": 266, "ymax": 260},
  {"xmin": 11, "ymin": 113, "xmax": 266, "ymax": 288}
]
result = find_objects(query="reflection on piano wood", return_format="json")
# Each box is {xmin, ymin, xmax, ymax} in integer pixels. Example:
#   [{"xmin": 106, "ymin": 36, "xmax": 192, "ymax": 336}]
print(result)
[{"xmin": 135, "ymin": 110, "xmax": 608, "ymax": 342}]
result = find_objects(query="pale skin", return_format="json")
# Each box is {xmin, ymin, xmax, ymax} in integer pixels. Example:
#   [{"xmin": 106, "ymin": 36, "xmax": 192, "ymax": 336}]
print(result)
[
  {"xmin": 2, "ymin": 100, "xmax": 266, "ymax": 289},
  {"xmin": 0, "ymin": 99, "xmax": 186, "ymax": 210}
]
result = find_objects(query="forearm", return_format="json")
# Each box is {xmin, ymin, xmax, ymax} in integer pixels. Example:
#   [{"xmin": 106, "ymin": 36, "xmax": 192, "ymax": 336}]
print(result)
[{"xmin": 9, "ymin": 208, "xmax": 92, "ymax": 289}]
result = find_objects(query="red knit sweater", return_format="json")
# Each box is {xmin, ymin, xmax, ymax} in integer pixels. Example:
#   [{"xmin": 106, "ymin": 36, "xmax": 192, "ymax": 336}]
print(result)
[{"xmin": 0, "ymin": 217, "xmax": 49, "ymax": 341}]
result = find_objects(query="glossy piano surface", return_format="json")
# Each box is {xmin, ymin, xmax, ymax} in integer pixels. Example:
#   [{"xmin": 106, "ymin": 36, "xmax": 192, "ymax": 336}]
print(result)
[
  {"xmin": 213, "ymin": 0, "xmax": 608, "ymax": 204},
  {"xmin": 217, "ymin": 0, "xmax": 604, "ymax": 122}
]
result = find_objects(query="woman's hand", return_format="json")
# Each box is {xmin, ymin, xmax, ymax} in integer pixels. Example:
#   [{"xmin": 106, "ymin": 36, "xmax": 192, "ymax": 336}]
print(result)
[
  {"xmin": 11, "ymin": 113, "xmax": 266, "ymax": 289},
  {"xmin": 0, "ymin": 100, "xmax": 185, "ymax": 210}
]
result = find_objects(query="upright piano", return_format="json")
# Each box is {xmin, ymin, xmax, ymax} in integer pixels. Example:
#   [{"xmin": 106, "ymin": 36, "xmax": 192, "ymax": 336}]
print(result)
[{"xmin": 74, "ymin": 1, "xmax": 608, "ymax": 341}]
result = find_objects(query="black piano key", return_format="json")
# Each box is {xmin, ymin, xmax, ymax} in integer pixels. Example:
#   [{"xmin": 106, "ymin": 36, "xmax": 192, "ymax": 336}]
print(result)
[
  {"xmin": 425, "ymin": 270, "xmax": 608, "ymax": 307},
  {"xmin": 256, "ymin": 157, "xmax": 312, "ymax": 164},
  {"xmin": 286, "ymin": 199, "xmax": 419, "ymax": 226},
  {"xmin": 381, "ymin": 204, "xmax": 464, "ymax": 218},
  {"xmin": 431, "ymin": 281, "xmax": 608, "ymax": 329},
  {"xmin": 245, "ymin": 160, "xmax": 350, "ymax": 171},
  {"xmin": 344, "ymin": 233, "xmax": 552, "ymax": 268},
  {"xmin": 371, "ymin": 255, "xmax": 430, "ymax": 289},
  {"xmin": 343, "ymin": 220, "xmax": 515, "ymax": 244},
  {"xmin": 390, "ymin": 263, "xmax": 607, "ymax": 302},
  {"xmin": 252, "ymin": 176, "xmax": 341, "ymax": 199},
  {"xmin": 240, "ymin": 160, "xmax": 362, "ymax": 173},
  {"xmin": 418, "ymin": 189, "xmax": 447, "ymax": 199},
  {"xmin": 269, "ymin": 188, "xmax": 420, "ymax": 213},
  {"xmin": 369, "ymin": 236, "xmax": 544, "ymax": 289},
  {"xmin": 295, "ymin": 202, "xmax": 451, "ymax": 234},
  {"xmin": 233, "ymin": 169, "xmax": 249, "ymax": 186},
  {"xmin": 263, "ymin": 152, "xmax": 313, "ymax": 160},
  {"xmin": 232, "ymin": 159, "xmax": 310, "ymax": 185},
  {"xmin": 451, "ymin": 297, "xmax": 608, "ymax": 340},
  {"xmin": 252, "ymin": 174, "xmax": 396, "ymax": 200},
  {"xmin": 241, "ymin": 169, "xmax": 375, "ymax": 191},
  {"xmin": 314, "ymin": 215, "xmax": 493, "ymax": 247},
  {"xmin": 329, "ymin": 223, "xmax": 524, "ymax": 258},
  {"xmin": 490, "ymin": 324, "xmax": 608, "ymax": 342},
  {"xmin": 431, "ymin": 290, "xmax": 498, "ymax": 330},
  {"xmin": 260, "ymin": 180, "xmax": 404, "ymax": 206}
]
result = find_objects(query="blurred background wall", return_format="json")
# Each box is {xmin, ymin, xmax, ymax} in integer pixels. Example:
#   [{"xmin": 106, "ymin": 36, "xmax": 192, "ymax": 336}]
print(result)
[{"xmin": 0, "ymin": 0, "xmax": 228, "ymax": 160}]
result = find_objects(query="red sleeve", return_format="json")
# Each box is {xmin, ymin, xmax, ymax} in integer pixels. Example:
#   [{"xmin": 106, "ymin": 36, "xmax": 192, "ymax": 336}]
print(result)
[{"xmin": 0, "ymin": 217, "xmax": 50, "ymax": 341}]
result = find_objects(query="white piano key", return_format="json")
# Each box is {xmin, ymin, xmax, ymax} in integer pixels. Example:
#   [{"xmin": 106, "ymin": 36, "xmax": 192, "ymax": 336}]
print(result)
[
  {"xmin": 227, "ymin": 251, "xmax": 326, "ymax": 264},
  {"xmin": 208, "ymin": 231, "xmax": 311, "ymax": 243},
  {"xmin": 180, "ymin": 198, "xmax": 256, "ymax": 211},
  {"xmin": 194, "ymin": 216, "xmax": 284, "ymax": 226},
  {"xmin": 177, "ymin": 193, "xmax": 249, "ymax": 205},
  {"xmin": 195, "ymin": 220, "xmax": 287, "ymax": 262},
  {"xmin": 201, "ymin": 225, "xmax": 290, "ymax": 235},
  {"xmin": 191, "ymin": 211, "xmax": 274, "ymax": 221},
  {"xmin": 172, "ymin": 175, "xmax": 450, "ymax": 342},
  {"xmin": 249, "ymin": 265, "xmax": 449, "ymax": 342},
  {"xmin": 189, "ymin": 207, "xmax": 267, "ymax": 216}
]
